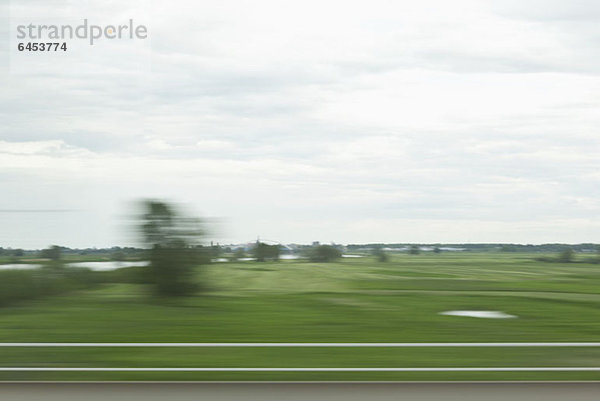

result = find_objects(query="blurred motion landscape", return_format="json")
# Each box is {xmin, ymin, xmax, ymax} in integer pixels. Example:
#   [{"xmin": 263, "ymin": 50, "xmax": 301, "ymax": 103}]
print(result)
[
  {"xmin": 0, "ymin": 203, "xmax": 600, "ymax": 381},
  {"xmin": 2, "ymin": 0, "xmax": 600, "ymax": 383}
]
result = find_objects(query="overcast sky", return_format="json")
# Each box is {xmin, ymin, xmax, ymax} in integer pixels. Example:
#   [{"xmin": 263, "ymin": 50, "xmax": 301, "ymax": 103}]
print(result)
[{"xmin": 1, "ymin": 0, "xmax": 600, "ymax": 248}]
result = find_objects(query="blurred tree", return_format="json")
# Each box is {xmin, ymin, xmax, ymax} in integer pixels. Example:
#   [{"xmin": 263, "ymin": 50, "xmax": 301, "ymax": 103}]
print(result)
[
  {"xmin": 210, "ymin": 243, "xmax": 222, "ymax": 259},
  {"xmin": 232, "ymin": 248, "xmax": 246, "ymax": 261},
  {"xmin": 253, "ymin": 242, "xmax": 280, "ymax": 262},
  {"xmin": 371, "ymin": 247, "xmax": 388, "ymax": 262},
  {"xmin": 111, "ymin": 251, "xmax": 127, "ymax": 261},
  {"xmin": 139, "ymin": 200, "xmax": 204, "ymax": 296},
  {"xmin": 40, "ymin": 245, "xmax": 61, "ymax": 261},
  {"xmin": 409, "ymin": 245, "xmax": 420, "ymax": 255},
  {"xmin": 308, "ymin": 245, "xmax": 341, "ymax": 262},
  {"xmin": 433, "ymin": 246, "xmax": 441, "ymax": 254},
  {"xmin": 557, "ymin": 248, "xmax": 575, "ymax": 263}
]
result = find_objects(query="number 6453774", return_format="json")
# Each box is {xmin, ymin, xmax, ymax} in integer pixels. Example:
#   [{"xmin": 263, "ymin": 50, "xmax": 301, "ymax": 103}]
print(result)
[{"xmin": 17, "ymin": 42, "xmax": 67, "ymax": 51}]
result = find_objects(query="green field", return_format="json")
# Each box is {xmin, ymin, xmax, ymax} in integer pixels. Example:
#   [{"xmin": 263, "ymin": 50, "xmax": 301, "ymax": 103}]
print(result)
[{"xmin": 1, "ymin": 252, "xmax": 600, "ymax": 381}]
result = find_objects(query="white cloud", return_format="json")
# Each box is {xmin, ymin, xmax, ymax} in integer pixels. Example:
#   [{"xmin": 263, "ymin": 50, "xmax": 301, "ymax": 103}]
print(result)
[{"xmin": 1, "ymin": 0, "xmax": 600, "ymax": 247}]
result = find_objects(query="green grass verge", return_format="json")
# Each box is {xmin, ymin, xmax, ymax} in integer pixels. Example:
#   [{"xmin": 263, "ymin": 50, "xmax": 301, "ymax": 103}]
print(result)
[{"xmin": 0, "ymin": 253, "xmax": 599, "ymax": 381}]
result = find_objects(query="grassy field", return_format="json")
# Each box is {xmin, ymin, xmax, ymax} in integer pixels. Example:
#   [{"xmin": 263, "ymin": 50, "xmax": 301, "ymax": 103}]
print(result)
[{"xmin": 1, "ymin": 252, "xmax": 600, "ymax": 381}]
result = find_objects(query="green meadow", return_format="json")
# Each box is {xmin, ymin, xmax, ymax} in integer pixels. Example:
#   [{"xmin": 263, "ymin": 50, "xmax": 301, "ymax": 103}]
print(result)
[{"xmin": 1, "ymin": 252, "xmax": 600, "ymax": 381}]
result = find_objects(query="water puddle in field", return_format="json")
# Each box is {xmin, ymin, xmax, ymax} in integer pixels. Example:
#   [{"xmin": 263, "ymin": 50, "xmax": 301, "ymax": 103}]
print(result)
[
  {"xmin": 0, "ymin": 261, "xmax": 149, "ymax": 271},
  {"xmin": 213, "ymin": 255, "xmax": 302, "ymax": 262},
  {"xmin": 66, "ymin": 261, "xmax": 149, "ymax": 271},
  {"xmin": 0, "ymin": 264, "xmax": 42, "ymax": 270},
  {"xmin": 280, "ymin": 254, "xmax": 300, "ymax": 260},
  {"xmin": 439, "ymin": 310, "xmax": 517, "ymax": 319},
  {"xmin": 0, "ymin": 261, "xmax": 150, "ymax": 271}
]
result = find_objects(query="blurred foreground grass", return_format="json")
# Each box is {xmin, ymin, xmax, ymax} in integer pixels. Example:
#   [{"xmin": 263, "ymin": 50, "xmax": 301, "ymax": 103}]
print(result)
[{"xmin": 1, "ymin": 252, "xmax": 600, "ymax": 381}]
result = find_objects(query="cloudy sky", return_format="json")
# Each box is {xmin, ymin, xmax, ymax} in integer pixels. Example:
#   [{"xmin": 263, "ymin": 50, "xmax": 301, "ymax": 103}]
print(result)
[{"xmin": 1, "ymin": 0, "xmax": 600, "ymax": 248}]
